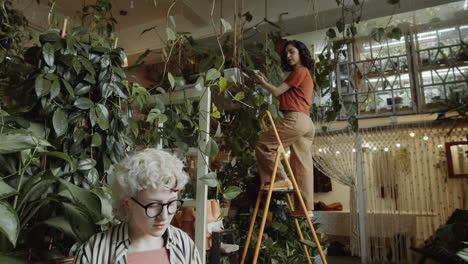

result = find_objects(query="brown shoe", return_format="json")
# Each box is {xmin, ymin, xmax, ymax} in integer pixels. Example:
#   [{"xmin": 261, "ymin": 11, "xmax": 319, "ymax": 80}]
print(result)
[
  {"xmin": 260, "ymin": 180, "xmax": 293, "ymax": 191},
  {"xmin": 290, "ymin": 210, "xmax": 314, "ymax": 218}
]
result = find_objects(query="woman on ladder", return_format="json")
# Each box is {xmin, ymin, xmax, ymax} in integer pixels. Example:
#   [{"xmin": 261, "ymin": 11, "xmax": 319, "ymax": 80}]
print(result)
[{"xmin": 254, "ymin": 39, "xmax": 315, "ymax": 217}]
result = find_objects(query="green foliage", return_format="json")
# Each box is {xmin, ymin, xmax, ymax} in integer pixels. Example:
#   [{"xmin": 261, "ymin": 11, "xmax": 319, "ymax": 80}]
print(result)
[{"xmin": 0, "ymin": 2, "xmax": 148, "ymax": 261}]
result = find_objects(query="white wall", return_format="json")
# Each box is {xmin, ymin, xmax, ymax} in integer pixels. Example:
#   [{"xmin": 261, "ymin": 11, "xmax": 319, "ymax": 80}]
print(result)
[{"xmin": 315, "ymin": 178, "xmax": 351, "ymax": 211}]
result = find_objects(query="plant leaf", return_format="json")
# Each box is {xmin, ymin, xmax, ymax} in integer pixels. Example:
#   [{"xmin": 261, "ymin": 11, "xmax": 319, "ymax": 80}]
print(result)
[
  {"xmin": 220, "ymin": 18, "xmax": 232, "ymax": 34},
  {"xmin": 0, "ymin": 180, "xmax": 16, "ymax": 200},
  {"xmin": 326, "ymin": 28, "xmax": 337, "ymax": 38},
  {"xmin": 42, "ymin": 216, "xmax": 79, "ymax": 242},
  {"xmin": 74, "ymin": 97, "xmax": 94, "ymax": 110},
  {"xmin": 234, "ymin": 91, "xmax": 245, "ymax": 101},
  {"xmin": 206, "ymin": 68, "xmax": 220, "ymax": 81},
  {"xmin": 205, "ymin": 137, "xmax": 219, "ymax": 158},
  {"xmin": 77, "ymin": 159, "xmax": 97, "ymax": 171},
  {"xmin": 0, "ymin": 201, "xmax": 19, "ymax": 246},
  {"xmin": 59, "ymin": 179, "xmax": 101, "ymax": 221},
  {"xmin": 169, "ymin": 16, "xmax": 176, "ymax": 27},
  {"xmin": 168, "ymin": 72, "xmax": 175, "ymax": 88},
  {"xmin": 219, "ymin": 76, "xmax": 227, "ymax": 92},
  {"xmin": 35, "ymin": 74, "xmax": 51, "ymax": 97},
  {"xmin": 42, "ymin": 43, "xmax": 55, "ymax": 67},
  {"xmin": 62, "ymin": 79, "xmax": 75, "ymax": 98},
  {"xmin": 223, "ymin": 186, "xmax": 242, "ymax": 200},
  {"xmin": 0, "ymin": 133, "xmax": 51, "ymax": 154},
  {"xmin": 50, "ymin": 79, "xmax": 60, "ymax": 99},
  {"xmin": 91, "ymin": 133, "xmax": 102, "ymax": 147},
  {"xmin": 62, "ymin": 202, "xmax": 95, "ymax": 242},
  {"xmin": 166, "ymin": 27, "xmax": 176, "ymax": 41},
  {"xmin": 199, "ymin": 172, "xmax": 218, "ymax": 187},
  {"xmin": 371, "ymin": 27, "xmax": 385, "ymax": 42},
  {"xmin": 52, "ymin": 109, "xmax": 68, "ymax": 137},
  {"xmin": 38, "ymin": 151, "xmax": 77, "ymax": 172}
]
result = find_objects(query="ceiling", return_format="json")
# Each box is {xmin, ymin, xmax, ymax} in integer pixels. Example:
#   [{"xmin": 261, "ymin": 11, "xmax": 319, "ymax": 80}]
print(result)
[{"xmin": 14, "ymin": 0, "xmax": 462, "ymax": 65}]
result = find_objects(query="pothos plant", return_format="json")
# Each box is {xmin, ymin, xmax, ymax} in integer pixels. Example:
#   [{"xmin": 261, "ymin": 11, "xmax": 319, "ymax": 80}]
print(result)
[
  {"xmin": 312, "ymin": 0, "xmax": 402, "ymax": 132},
  {"xmin": 0, "ymin": 3, "xmax": 148, "ymax": 263}
]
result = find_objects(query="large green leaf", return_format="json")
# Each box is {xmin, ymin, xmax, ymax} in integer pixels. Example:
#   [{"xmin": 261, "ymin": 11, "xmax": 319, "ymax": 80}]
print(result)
[
  {"xmin": 222, "ymin": 186, "xmax": 242, "ymax": 200},
  {"xmin": 0, "ymin": 180, "xmax": 16, "ymax": 200},
  {"xmin": 59, "ymin": 179, "xmax": 101, "ymax": 221},
  {"xmin": 17, "ymin": 174, "xmax": 56, "ymax": 213},
  {"xmin": 199, "ymin": 172, "xmax": 218, "ymax": 187},
  {"xmin": 52, "ymin": 109, "xmax": 68, "ymax": 137},
  {"xmin": 0, "ymin": 202, "xmax": 19, "ymax": 246},
  {"xmin": 0, "ymin": 133, "xmax": 51, "ymax": 154},
  {"xmin": 42, "ymin": 43, "xmax": 55, "ymax": 67},
  {"xmin": 92, "ymin": 187, "xmax": 113, "ymax": 221},
  {"xmin": 37, "ymin": 151, "xmax": 77, "ymax": 172},
  {"xmin": 74, "ymin": 97, "xmax": 94, "ymax": 110},
  {"xmin": 42, "ymin": 216, "xmax": 79, "ymax": 242},
  {"xmin": 63, "ymin": 202, "xmax": 95, "ymax": 242},
  {"xmin": 205, "ymin": 137, "xmax": 219, "ymax": 158}
]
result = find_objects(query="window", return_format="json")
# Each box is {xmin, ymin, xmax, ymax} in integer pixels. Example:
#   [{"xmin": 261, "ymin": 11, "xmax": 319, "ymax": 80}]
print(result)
[{"xmin": 316, "ymin": 23, "xmax": 468, "ymax": 121}]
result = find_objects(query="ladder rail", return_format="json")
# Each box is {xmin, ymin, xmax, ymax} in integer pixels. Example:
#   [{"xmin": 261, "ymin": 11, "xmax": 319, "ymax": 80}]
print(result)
[{"xmin": 241, "ymin": 110, "xmax": 328, "ymax": 264}]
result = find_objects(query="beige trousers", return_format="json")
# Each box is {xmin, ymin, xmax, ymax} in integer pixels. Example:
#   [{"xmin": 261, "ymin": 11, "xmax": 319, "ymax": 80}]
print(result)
[{"xmin": 255, "ymin": 111, "xmax": 316, "ymax": 209}]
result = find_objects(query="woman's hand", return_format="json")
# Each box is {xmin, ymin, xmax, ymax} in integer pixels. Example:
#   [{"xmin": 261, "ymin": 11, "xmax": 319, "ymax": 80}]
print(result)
[{"xmin": 254, "ymin": 72, "xmax": 269, "ymax": 85}]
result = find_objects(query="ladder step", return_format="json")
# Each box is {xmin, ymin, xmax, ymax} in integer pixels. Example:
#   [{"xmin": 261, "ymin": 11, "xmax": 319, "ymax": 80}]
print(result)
[
  {"xmin": 299, "ymin": 239, "xmax": 317, "ymax": 248},
  {"xmin": 260, "ymin": 188, "xmax": 295, "ymax": 193}
]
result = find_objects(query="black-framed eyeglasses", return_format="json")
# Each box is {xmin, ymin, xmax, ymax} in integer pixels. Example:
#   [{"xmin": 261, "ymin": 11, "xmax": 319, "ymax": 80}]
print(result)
[{"xmin": 131, "ymin": 198, "xmax": 183, "ymax": 218}]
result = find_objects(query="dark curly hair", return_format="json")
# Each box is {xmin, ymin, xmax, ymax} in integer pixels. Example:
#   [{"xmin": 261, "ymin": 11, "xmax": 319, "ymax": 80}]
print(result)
[{"xmin": 280, "ymin": 40, "xmax": 313, "ymax": 71}]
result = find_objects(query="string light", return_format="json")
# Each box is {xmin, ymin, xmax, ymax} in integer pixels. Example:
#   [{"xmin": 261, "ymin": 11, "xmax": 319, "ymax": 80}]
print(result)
[
  {"xmin": 409, "ymin": 132, "xmax": 415, "ymax": 137},
  {"xmin": 336, "ymin": 151, "xmax": 340, "ymax": 155},
  {"xmin": 437, "ymin": 144, "xmax": 443, "ymax": 148},
  {"xmin": 423, "ymin": 136, "xmax": 429, "ymax": 141},
  {"xmin": 396, "ymin": 143, "xmax": 401, "ymax": 148},
  {"xmin": 318, "ymin": 148, "xmax": 323, "ymax": 152},
  {"xmin": 352, "ymin": 148, "xmax": 356, "ymax": 152},
  {"xmin": 373, "ymin": 147, "xmax": 377, "ymax": 150},
  {"xmin": 384, "ymin": 148, "xmax": 389, "ymax": 152}
]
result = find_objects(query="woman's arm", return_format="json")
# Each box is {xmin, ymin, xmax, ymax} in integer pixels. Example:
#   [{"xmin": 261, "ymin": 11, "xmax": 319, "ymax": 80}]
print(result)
[{"xmin": 255, "ymin": 72, "xmax": 291, "ymax": 97}]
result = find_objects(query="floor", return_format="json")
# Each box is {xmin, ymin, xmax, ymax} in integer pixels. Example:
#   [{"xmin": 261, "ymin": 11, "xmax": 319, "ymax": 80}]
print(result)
[{"xmin": 326, "ymin": 256, "xmax": 362, "ymax": 264}]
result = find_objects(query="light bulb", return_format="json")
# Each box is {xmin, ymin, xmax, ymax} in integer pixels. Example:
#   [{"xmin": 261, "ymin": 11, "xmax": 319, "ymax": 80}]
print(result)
[
  {"xmin": 409, "ymin": 132, "xmax": 415, "ymax": 137},
  {"xmin": 336, "ymin": 151, "xmax": 340, "ymax": 154},
  {"xmin": 318, "ymin": 148, "xmax": 323, "ymax": 152},
  {"xmin": 437, "ymin": 144, "xmax": 443, "ymax": 148},
  {"xmin": 396, "ymin": 143, "xmax": 401, "ymax": 148},
  {"xmin": 352, "ymin": 148, "xmax": 356, "ymax": 152},
  {"xmin": 423, "ymin": 136, "xmax": 429, "ymax": 141},
  {"xmin": 384, "ymin": 148, "xmax": 389, "ymax": 152}
]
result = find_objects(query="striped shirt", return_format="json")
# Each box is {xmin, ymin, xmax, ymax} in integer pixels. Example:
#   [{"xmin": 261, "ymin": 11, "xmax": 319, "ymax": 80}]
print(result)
[{"xmin": 74, "ymin": 223, "xmax": 201, "ymax": 264}]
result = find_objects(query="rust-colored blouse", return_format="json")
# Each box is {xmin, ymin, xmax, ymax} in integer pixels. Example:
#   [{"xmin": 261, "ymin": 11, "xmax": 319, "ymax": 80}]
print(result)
[{"xmin": 280, "ymin": 66, "xmax": 314, "ymax": 115}]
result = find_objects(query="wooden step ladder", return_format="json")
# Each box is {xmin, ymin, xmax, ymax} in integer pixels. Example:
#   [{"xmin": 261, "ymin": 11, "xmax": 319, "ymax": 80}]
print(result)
[{"xmin": 240, "ymin": 110, "xmax": 328, "ymax": 264}]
